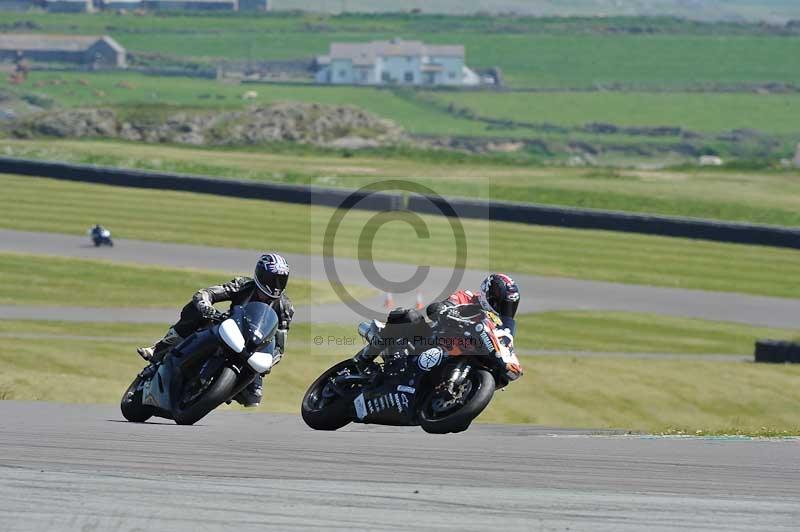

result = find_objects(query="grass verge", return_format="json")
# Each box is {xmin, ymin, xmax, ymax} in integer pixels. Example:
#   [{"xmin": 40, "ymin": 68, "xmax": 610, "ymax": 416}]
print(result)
[
  {"xmin": 2, "ymin": 318, "xmax": 799, "ymax": 434},
  {"xmin": 0, "ymin": 252, "xmax": 375, "ymax": 308},
  {"xmin": 485, "ymin": 355, "xmax": 800, "ymax": 434},
  {"xmin": 2, "ymin": 174, "xmax": 799, "ymax": 299},
  {"xmin": 515, "ymin": 312, "xmax": 799, "ymax": 354}
]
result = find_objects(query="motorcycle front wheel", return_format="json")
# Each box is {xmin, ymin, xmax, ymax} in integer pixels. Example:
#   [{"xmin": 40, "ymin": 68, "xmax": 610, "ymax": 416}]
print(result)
[
  {"xmin": 419, "ymin": 368, "xmax": 495, "ymax": 434},
  {"xmin": 172, "ymin": 365, "xmax": 238, "ymax": 426},
  {"xmin": 120, "ymin": 372, "xmax": 153, "ymax": 423},
  {"xmin": 301, "ymin": 359, "xmax": 358, "ymax": 431}
]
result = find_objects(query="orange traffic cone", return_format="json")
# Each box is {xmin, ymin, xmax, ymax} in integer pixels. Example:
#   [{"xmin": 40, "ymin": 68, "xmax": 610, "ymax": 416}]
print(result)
[
  {"xmin": 384, "ymin": 292, "xmax": 394, "ymax": 309},
  {"xmin": 415, "ymin": 291, "xmax": 425, "ymax": 310}
]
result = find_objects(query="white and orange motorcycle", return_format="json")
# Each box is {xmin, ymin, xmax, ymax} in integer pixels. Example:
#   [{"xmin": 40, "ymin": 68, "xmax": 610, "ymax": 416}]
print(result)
[{"xmin": 301, "ymin": 304, "xmax": 522, "ymax": 434}]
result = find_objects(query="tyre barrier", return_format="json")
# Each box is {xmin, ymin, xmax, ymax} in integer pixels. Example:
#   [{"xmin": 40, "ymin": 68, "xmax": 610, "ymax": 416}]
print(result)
[
  {"xmin": 754, "ymin": 340, "xmax": 800, "ymax": 364},
  {"xmin": 408, "ymin": 195, "xmax": 800, "ymax": 250},
  {"xmin": 0, "ymin": 157, "xmax": 396, "ymax": 212},
  {"xmin": 3, "ymin": 156, "xmax": 800, "ymax": 249}
]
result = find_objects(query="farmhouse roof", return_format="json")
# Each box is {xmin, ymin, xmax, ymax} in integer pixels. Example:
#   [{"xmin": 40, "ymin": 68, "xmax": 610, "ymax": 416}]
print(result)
[
  {"xmin": 0, "ymin": 34, "xmax": 125, "ymax": 53},
  {"xmin": 327, "ymin": 39, "xmax": 464, "ymax": 64}
]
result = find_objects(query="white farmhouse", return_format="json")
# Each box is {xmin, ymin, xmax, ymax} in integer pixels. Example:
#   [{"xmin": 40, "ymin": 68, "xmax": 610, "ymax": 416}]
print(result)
[{"xmin": 315, "ymin": 38, "xmax": 480, "ymax": 87}]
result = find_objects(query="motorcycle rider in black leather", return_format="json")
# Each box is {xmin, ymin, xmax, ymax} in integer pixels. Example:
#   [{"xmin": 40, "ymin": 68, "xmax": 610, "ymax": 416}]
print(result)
[
  {"xmin": 353, "ymin": 273, "xmax": 520, "ymax": 370},
  {"xmin": 137, "ymin": 253, "xmax": 294, "ymax": 407}
]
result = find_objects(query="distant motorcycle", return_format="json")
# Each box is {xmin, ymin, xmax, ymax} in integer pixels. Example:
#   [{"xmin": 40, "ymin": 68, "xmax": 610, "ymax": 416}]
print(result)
[
  {"xmin": 89, "ymin": 226, "xmax": 113, "ymax": 247},
  {"xmin": 121, "ymin": 301, "xmax": 279, "ymax": 425},
  {"xmin": 301, "ymin": 304, "xmax": 522, "ymax": 434}
]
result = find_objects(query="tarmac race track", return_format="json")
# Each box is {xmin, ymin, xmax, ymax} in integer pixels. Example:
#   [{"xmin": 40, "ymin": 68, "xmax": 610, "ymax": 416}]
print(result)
[
  {"xmin": 1, "ymin": 402, "xmax": 799, "ymax": 532},
  {"xmin": 2, "ymin": 229, "xmax": 800, "ymax": 328}
]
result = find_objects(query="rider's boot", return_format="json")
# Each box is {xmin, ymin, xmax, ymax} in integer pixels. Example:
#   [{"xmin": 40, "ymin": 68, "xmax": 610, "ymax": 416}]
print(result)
[
  {"xmin": 234, "ymin": 374, "xmax": 264, "ymax": 408},
  {"xmin": 137, "ymin": 327, "xmax": 183, "ymax": 363}
]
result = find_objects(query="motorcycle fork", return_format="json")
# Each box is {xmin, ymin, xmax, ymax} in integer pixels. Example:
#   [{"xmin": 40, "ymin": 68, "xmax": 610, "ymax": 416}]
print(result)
[{"xmin": 438, "ymin": 360, "xmax": 471, "ymax": 396}]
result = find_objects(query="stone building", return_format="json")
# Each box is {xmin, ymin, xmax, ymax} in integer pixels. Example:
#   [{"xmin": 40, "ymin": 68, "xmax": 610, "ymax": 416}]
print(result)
[
  {"xmin": 0, "ymin": 35, "xmax": 127, "ymax": 68},
  {"xmin": 142, "ymin": 0, "xmax": 236, "ymax": 10},
  {"xmin": 100, "ymin": 0, "xmax": 144, "ymax": 10},
  {"xmin": 238, "ymin": 0, "xmax": 266, "ymax": 11},
  {"xmin": 46, "ymin": 0, "xmax": 94, "ymax": 12},
  {"xmin": 0, "ymin": 0, "xmax": 34, "ymax": 11}
]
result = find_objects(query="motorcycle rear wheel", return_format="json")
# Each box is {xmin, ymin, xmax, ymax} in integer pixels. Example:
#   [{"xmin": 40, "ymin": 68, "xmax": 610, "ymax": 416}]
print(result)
[
  {"xmin": 301, "ymin": 360, "xmax": 356, "ymax": 431},
  {"xmin": 120, "ymin": 372, "xmax": 153, "ymax": 423},
  {"xmin": 419, "ymin": 368, "xmax": 495, "ymax": 434},
  {"xmin": 173, "ymin": 366, "xmax": 238, "ymax": 426}
]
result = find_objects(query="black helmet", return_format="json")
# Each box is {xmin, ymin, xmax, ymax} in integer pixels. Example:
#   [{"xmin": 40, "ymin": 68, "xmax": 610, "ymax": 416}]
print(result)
[
  {"xmin": 478, "ymin": 273, "xmax": 520, "ymax": 319},
  {"xmin": 254, "ymin": 253, "xmax": 289, "ymax": 299}
]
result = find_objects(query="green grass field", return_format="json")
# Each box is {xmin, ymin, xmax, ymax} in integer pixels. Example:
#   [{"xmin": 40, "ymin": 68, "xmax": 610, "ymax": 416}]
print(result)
[
  {"xmin": 2, "ymin": 318, "xmax": 799, "ymax": 433},
  {"xmin": 3, "ymin": 72, "xmax": 490, "ymax": 138},
  {"xmin": 5, "ymin": 138, "xmax": 800, "ymax": 227},
  {"xmin": 4, "ymin": 70, "xmax": 798, "ymax": 167},
  {"xmin": 2, "ymin": 13, "xmax": 799, "ymax": 89},
  {"xmin": 2, "ymin": 174, "xmax": 799, "ymax": 299},
  {"xmin": 428, "ymin": 91, "xmax": 800, "ymax": 135},
  {"xmin": 8, "ymin": 71, "xmax": 800, "ymax": 139},
  {"xmin": 0, "ymin": 253, "xmax": 374, "ymax": 308}
]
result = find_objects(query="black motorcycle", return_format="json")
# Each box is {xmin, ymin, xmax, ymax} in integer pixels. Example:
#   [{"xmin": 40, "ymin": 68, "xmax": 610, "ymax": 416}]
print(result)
[
  {"xmin": 121, "ymin": 301, "xmax": 279, "ymax": 425},
  {"xmin": 301, "ymin": 305, "xmax": 522, "ymax": 434},
  {"xmin": 90, "ymin": 227, "xmax": 113, "ymax": 247}
]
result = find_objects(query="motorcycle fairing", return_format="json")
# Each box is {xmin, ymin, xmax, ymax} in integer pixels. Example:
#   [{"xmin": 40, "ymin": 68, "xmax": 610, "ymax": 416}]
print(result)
[
  {"xmin": 141, "ymin": 362, "xmax": 172, "ymax": 411},
  {"xmin": 141, "ymin": 329, "xmax": 219, "ymax": 414},
  {"xmin": 351, "ymin": 374, "xmax": 421, "ymax": 426}
]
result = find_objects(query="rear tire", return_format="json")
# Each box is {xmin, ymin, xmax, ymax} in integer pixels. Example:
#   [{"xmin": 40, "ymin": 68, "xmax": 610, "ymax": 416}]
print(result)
[
  {"xmin": 420, "ymin": 369, "xmax": 495, "ymax": 434},
  {"xmin": 173, "ymin": 366, "xmax": 238, "ymax": 426},
  {"xmin": 120, "ymin": 373, "xmax": 153, "ymax": 423},
  {"xmin": 301, "ymin": 360, "xmax": 355, "ymax": 431}
]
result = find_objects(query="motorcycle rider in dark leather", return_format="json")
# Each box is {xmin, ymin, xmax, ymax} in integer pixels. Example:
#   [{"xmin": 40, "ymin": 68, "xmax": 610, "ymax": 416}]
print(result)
[
  {"xmin": 353, "ymin": 273, "xmax": 520, "ymax": 371},
  {"xmin": 137, "ymin": 253, "xmax": 294, "ymax": 408}
]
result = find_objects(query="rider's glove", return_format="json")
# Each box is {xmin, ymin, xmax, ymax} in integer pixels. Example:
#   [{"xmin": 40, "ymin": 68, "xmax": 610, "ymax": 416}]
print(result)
[
  {"xmin": 208, "ymin": 310, "xmax": 228, "ymax": 323},
  {"xmin": 278, "ymin": 296, "xmax": 294, "ymax": 330}
]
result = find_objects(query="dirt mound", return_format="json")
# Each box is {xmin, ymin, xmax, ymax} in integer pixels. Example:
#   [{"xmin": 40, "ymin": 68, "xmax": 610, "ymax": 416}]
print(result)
[{"xmin": 11, "ymin": 103, "xmax": 407, "ymax": 148}]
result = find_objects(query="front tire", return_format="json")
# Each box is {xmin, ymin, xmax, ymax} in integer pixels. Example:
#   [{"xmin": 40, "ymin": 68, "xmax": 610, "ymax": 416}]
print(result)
[
  {"xmin": 301, "ymin": 360, "xmax": 356, "ymax": 431},
  {"xmin": 420, "ymin": 368, "xmax": 495, "ymax": 434},
  {"xmin": 120, "ymin": 373, "xmax": 153, "ymax": 423},
  {"xmin": 172, "ymin": 366, "xmax": 238, "ymax": 426}
]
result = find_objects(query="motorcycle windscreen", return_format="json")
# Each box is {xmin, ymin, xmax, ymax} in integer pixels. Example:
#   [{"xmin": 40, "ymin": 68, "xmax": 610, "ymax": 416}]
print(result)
[{"xmin": 242, "ymin": 301, "xmax": 279, "ymax": 349}]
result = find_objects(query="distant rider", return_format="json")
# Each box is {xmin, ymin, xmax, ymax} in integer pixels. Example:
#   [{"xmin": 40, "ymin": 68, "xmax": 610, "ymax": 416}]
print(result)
[
  {"xmin": 89, "ymin": 224, "xmax": 107, "ymax": 240},
  {"xmin": 354, "ymin": 273, "xmax": 520, "ymax": 368},
  {"xmin": 137, "ymin": 253, "xmax": 294, "ymax": 407}
]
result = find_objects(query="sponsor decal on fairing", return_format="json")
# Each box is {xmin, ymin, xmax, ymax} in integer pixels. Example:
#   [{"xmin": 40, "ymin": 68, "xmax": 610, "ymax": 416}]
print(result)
[
  {"xmin": 417, "ymin": 347, "xmax": 443, "ymax": 371},
  {"xmin": 479, "ymin": 331, "xmax": 496, "ymax": 353},
  {"xmin": 354, "ymin": 394, "xmax": 367, "ymax": 420}
]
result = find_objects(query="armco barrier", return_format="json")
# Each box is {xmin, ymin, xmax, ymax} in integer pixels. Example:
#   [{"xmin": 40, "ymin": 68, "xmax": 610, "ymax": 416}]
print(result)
[
  {"xmin": 754, "ymin": 340, "xmax": 800, "ymax": 363},
  {"xmin": 3, "ymin": 156, "xmax": 800, "ymax": 249},
  {"xmin": 0, "ymin": 157, "xmax": 395, "ymax": 212},
  {"xmin": 408, "ymin": 195, "xmax": 800, "ymax": 250}
]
